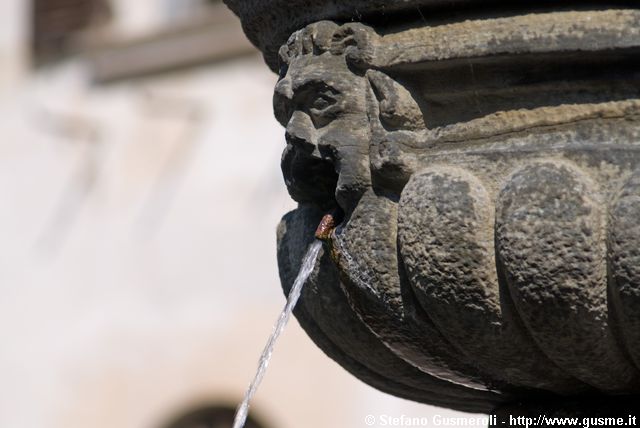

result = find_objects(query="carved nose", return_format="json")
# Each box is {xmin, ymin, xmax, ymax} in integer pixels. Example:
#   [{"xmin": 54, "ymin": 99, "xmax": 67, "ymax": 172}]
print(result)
[
  {"xmin": 274, "ymin": 78, "xmax": 293, "ymax": 100},
  {"xmin": 285, "ymin": 112, "xmax": 320, "ymax": 157}
]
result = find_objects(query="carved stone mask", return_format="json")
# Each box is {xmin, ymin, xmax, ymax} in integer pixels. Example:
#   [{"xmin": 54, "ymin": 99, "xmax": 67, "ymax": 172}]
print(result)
[
  {"xmin": 274, "ymin": 53, "xmax": 370, "ymax": 213},
  {"xmin": 273, "ymin": 21, "xmax": 424, "ymax": 214}
]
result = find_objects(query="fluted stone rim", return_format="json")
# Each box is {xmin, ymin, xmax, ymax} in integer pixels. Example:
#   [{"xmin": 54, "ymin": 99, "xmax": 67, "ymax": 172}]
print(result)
[{"xmin": 223, "ymin": 0, "xmax": 637, "ymax": 72}]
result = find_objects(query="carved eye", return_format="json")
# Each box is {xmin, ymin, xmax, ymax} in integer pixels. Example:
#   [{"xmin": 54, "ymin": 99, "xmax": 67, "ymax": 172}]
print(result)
[
  {"xmin": 307, "ymin": 92, "xmax": 340, "ymax": 128},
  {"xmin": 310, "ymin": 94, "xmax": 335, "ymax": 112}
]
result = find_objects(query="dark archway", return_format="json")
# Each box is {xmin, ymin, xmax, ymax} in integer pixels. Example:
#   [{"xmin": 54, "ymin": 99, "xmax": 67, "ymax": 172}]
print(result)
[{"xmin": 162, "ymin": 404, "xmax": 270, "ymax": 428}]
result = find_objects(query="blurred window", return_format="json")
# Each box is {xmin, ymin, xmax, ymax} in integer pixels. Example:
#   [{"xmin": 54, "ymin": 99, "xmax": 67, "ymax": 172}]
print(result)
[
  {"xmin": 161, "ymin": 0, "xmax": 221, "ymax": 23},
  {"xmin": 31, "ymin": 0, "xmax": 111, "ymax": 65},
  {"xmin": 31, "ymin": 0, "xmax": 252, "ymax": 80}
]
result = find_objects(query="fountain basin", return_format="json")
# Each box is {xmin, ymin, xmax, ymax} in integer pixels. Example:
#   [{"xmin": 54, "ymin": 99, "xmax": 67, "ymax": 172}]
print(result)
[{"xmin": 227, "ymin": 0, "xmax": 640, "ymax": 414}]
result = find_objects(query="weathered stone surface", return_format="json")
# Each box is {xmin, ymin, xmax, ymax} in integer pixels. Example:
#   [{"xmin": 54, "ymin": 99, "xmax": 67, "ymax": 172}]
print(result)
[
  {"xmin": 223, "ymin": 1, "xmax": 640, "ymax": 72},
  {"xmin": 223, "ymin": 0, "xmax": 476, "ymax": 71},
  {"xmin": 496, "ymin": 162, "xmax": 639, "ymax": 392},
  {"xmin": 228, "ymin": 1, "xmax": 640, "ymax": 414},
  {"xmin": 610, "ymin": 170, "xmax": 640, "ymax": 370},
  {"xmin": 399, "ymin": 167, "xmax": 587, "ymax": 394},
  {"xmin": 277, "ymin": 205, "xmax": 503, "ymax": 413}
]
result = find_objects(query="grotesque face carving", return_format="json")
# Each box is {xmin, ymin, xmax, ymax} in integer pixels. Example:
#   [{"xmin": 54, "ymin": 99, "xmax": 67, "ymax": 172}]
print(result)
[
  {"xmin": 274, "ymin": 30, "xmax": 372, "ymax": 213},
  {"xmin": 273, "ymin": 21, "xmax": 425, "ymax": 214}
]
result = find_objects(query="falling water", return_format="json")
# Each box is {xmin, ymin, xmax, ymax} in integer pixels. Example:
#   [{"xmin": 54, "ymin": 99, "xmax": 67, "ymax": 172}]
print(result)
[{"xmin": 232, "ymin": 240, "xmax": 323, "ymax": 428}]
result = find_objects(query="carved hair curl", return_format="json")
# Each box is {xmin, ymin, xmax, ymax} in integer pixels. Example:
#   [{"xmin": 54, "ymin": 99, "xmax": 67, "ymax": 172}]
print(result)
[
  {"xmin": 278, "ymin": 21, "xmax": 371, "ymax": 75},
  {"xmin": 277, "ymin": 21, "xmax": 425, "ymax": 131}
]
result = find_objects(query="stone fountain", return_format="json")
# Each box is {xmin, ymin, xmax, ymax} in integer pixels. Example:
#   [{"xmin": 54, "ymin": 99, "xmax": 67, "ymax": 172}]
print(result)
[{"xmin": 225, "ymin": 0, "xmax": 640, "ymax": 421}]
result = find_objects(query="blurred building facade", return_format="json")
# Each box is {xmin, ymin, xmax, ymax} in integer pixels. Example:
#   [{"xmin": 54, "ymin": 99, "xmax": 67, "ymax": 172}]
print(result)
[{"xmin": 0, "ymin": 1, "xmax": 471, "ymax": 427}]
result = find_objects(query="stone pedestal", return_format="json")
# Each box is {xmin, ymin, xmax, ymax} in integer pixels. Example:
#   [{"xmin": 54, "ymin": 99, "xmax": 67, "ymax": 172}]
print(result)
[{"xmin": 226, "ymin": 0, "xmax": 640, "ymax": 420}]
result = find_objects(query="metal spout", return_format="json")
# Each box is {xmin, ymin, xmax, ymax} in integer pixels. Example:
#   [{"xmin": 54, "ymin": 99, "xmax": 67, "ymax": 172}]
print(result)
[{"xmin": 315, "ymin": 209, "xmax": 341, "ymax": 241}]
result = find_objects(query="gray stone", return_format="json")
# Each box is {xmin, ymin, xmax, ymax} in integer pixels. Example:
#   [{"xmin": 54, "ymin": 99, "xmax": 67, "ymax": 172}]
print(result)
[{"xmin": 227, "ymin": 1, "xmax": 640, "ymax": 414}]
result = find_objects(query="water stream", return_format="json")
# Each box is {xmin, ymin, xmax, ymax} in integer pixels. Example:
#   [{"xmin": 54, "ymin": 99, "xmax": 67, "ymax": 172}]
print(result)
[{"xmin": 232, "ymin": 240, "xmax": 323, "ymax": 428}]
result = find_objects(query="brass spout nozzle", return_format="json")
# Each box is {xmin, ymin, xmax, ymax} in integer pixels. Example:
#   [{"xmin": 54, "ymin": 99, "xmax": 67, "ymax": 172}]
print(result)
[{"xmin": 315, "ymin": 211, "xmax": 338, "ymax": 241}]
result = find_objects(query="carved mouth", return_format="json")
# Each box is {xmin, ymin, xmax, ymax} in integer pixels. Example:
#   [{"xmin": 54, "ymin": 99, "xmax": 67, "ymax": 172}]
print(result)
[{"xmin": 281, "ymin": 143, "xmax": 339, "ymax": 210}]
